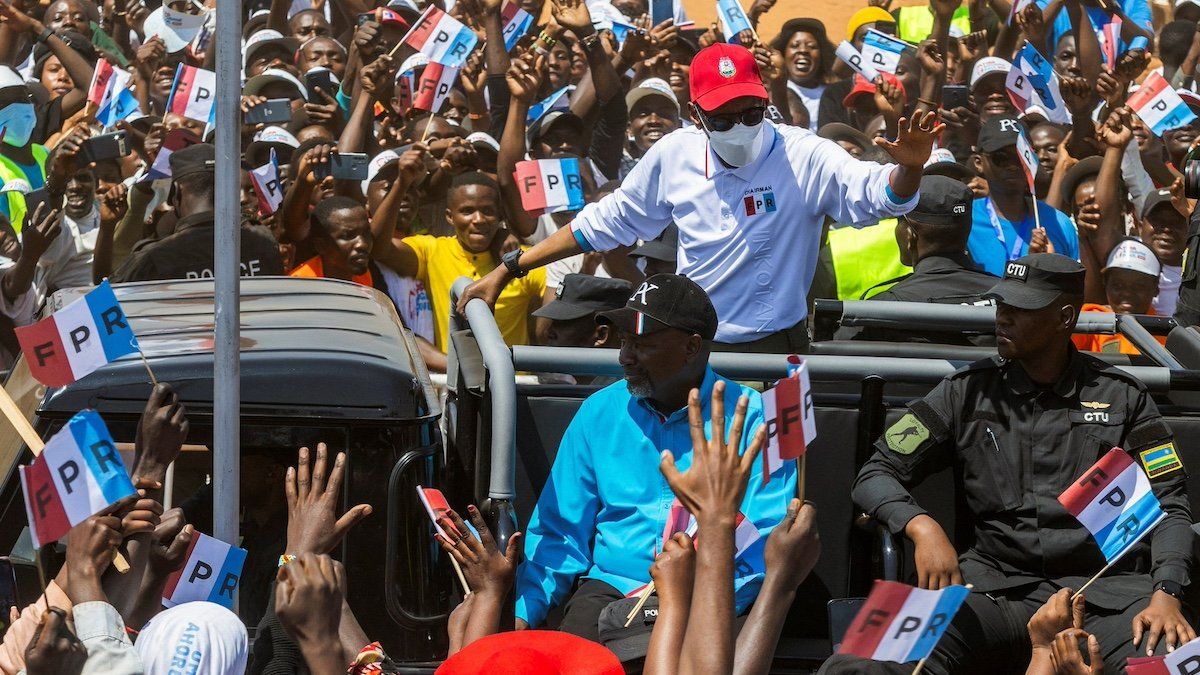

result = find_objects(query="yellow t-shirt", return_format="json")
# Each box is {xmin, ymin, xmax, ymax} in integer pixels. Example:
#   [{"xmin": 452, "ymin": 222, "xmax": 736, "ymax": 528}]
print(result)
[{"xmin": 403, "ymin": 234, "xmax": 546, "ymax": 352}]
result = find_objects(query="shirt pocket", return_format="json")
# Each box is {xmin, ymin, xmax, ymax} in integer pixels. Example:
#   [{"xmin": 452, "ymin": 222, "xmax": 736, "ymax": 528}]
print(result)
[
  {"xmin": 958, "ymin": 435, "xmax": 1024, "ymax": 515},
  {"xmin": 1067, "ymin": 409, "xmax": 1127, "ymax": 476}
]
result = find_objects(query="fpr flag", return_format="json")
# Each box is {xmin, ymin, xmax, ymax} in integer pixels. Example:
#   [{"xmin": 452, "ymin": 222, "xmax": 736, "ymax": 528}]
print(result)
[
  {"xmin": 141, "ymin": 128, "xmax": 202, "ymax": 183},
  {"xmin": 514, "ymin": 158, "xmax": 585, "ymax": 214},
  {"xmin": 88, "ymin": 61, "xmax": 139, "ymax": 127},
  {"xmin": 762, "ymin": 355, "xmax": 816, "ymax": 484},
  {"xmin": 1124, "ymin": 637, "xmax": 1200, "ymax": 673},
  {"xmin": 20, "ymin": 411, "xmax": 136, "ymax": 549},
  {"xmin": 1006, "ymin": 42, "xmax": 1068, "ymax": 123},
  {"xmin": 1016, "ymin": 127, "xmax": 1039, "ymax": 193},
  {"xmin": 526, "ymin": 85, "xmax": 572, "ymax": 125},
  {"xmin": 839, "ymin": 581, "xmax": 971, "ymax": 664},
  {"xmin": 716, "ymin": 0, "xmax": 753, "ymax": 42},
  {"xmin": 15, "ymin": 281, "xmax": 139, "ymax": 388},
  {"xmin": 249, "ymin": 149, "xmax": 283, "ymax": 216},
  {"xmin": 417, "ymin": 485, "xmax": 461, "ymax": 539},
  {"xmin": 164, "ymin": 64, "xmax": 217, "ymax": 124},
  {"xmin": 1128, "ymin": 72, "xmax": 1198, "ymax": 137},
  {"xmin": 500, "ymin": 1, "xmax": 533, "ymax": 52},
  {"xmin": 1058, "ymin": 448, "xmax": 1165, "ymax": 563},
  {"xmin": 835, "ymin": 41, "xmax": 881, "ymax": 83},
  {"xmin": 861, "ymin": 29, "xmax": 908, "ymax": 74},
  {"xmin": 660, "ymin": 499, "xmax": 758, "ymax": 554},
  {"xmin": 162, "ymin": 532, "xmax": 247, "ymax": 610},
  {"xmin": 413, "ymin": 62, "xmax": 460, "ymax": 113},
  {"xmin": 402, "ymin": 6, "xmax": 478, "ymax": 68}
]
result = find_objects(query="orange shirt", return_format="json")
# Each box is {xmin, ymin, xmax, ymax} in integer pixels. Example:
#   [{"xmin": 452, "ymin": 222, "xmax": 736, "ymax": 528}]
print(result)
[
  {"xmin": 288, "ymin": 255, "xmax": 373, "ymax": 287},
  {"xmin": 1071, "ymin": 303, "xmax": 1167, "ymax": 355}
]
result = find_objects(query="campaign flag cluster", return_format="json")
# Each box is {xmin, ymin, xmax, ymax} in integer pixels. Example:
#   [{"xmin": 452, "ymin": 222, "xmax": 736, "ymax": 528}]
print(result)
[
  {"xmin": 1058, "ymin": 448, "xmax": 1165, "ymax": 563},
  {"xmin": 402, "ymin": 6, "xmax": 478, "ymax": 69},
  {"xmin": 762, "ymin": 355, "xmax": 816, "ymax": 484},
  {"xmin": 839, "ymin": 580, "xmax": 971, "ymax": 664},
  {"xmin": 861, "ymin": 30, "xmax": 908, "ymax": 74},
  {"xmin": 249, "ymin": 149, "xmax": 283, "ymax": 217},
  {"xmin": 1006, "ymin": 42, "xmax": 1068, "ymax": 123},
  {"xmin": 15, "ymin": 281, "xmax": 139, "ymax": 388},
  {"xmin": 413, "ymin": 62, "xmax": 461, "ymax": 113},
  {"xmin": 514, "ymin": 159, "xmax": 586, "ymax": 215},
  {"xmin": 835, "ymin": 41, "xmax": 881, "ymax": 83},
  {"xmin": 717, "ymin": 0, "xmax": 753, "ymax": 42},
  {"xmin": 162, "ymin": 532, "xmax": 248, "ymax": 610},
  {"xmin": 88, "ymin": 61, "xmax": 139, "ymax": 127},
  {"xmin": 19, "ymin": 411, "xmax": 136, "ymax": 549},
  {"xmin": 164, "ymin": 64, "xmax": 217, "ymax": 125},
  {"xmin": 417, "ymin": 485, "xmax": 461, "ymax": 538},
  {"xmin": 500, "ymin": 1, "xmax": 533, "ymax": 53},
  {"xmin": 1128, "ymin": 72, "xmax": 1198, "ymax": 137},
  {"xmin": 1015, "ymin": 127, "xmax": 1039, "ymax": 194}
]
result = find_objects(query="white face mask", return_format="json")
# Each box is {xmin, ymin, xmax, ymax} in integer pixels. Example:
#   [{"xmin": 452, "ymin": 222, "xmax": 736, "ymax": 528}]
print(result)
[{"xmin": 705, "ymin": 121, "xmax": 765, "ymax": 167}]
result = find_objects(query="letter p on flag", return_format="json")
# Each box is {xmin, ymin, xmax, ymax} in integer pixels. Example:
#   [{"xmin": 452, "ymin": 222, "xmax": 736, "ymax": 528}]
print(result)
[
  {"xmin": 162, "ymin": 531, "xmax": 247, "ymax": 610},
  {"xmin": 762, "ymin": 355, "xmax": 817, "ymax": 484}
]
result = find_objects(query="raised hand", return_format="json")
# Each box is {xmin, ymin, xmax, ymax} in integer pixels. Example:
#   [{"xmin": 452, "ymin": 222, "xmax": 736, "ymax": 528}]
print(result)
[
  {"xmin": 437, "ymin": 505, "xmax": 522, "ymax": 598},
  {"xmin": 64, "ymin": 496, "xmax": 139, "ymax": 604},
  {"xmin": 1027, "ymin": 589, "xmax": 1085, "ymax": 652},
  {"xmin": 506, "ymin": 49, "xmax": 545, "ymax": 105},
  {"xmin": 134, "ymin": 36, "xmax": 166, "ymax": 82},
  {"xmin": 148, "ymin": 507, "xmax": 193, "ymax": 579},
  {"xmin": 19, "ymin": 205, "xmax": 63, "ymax": 262},
  {"xmin": 1115, "ymin": 48, "xmax": 1150, "ymax": 83},
  {"xmin": 1060, "ymin": 77, "xmax": 1095, "ymax": 117},
  {"xmin": 1028, "ymin": 227, "xmax": 1055, "ymax": 254},
  {"xmin": 99, "ymin": 183, "xmax": 128, "ymax": 227},
  {"xmin": 660, "ymin": 381, "xmax": 763, "ymax": 524},
  {"xmin": 23, "ymin": 609, "xmax": 86, "ymax": 675},
  {"xmin": 875, "ymin": 111, "xmax": 945, "ymax": 168},
  {"xmin": 930, "ymin": 0, "xmax": 961, "ymax": 18},
  {"xmin": 763, "ymin": 499, "xmax": 820, "ymax": 592},
  {"xmin": 133, "ymin": 382, "xmax": 189, "ymax": 488},
  {"xmin": 1015, "ymin": 3, "xmax": 1046, "ymax": 47},
  {"xmin": 275, "ymin": 553, "xmax": 347, "ymax": 674},
  {"xmin": 285, "ymin": 443, "xmax": 373, "ymax": 556},
  {"xmin": 651, "ymin": 532, "xmax": 696, "ymax": 606},
  {"xmin": 1096, "ymin": 106, "xmax": 1134, "ymax": 149},
  {"xmin": 916, "ymin": 39, "xmax": 945, "ymax": 79},
  {"xmin": 550, "ymin": 0, "xmax": 593, "ymax": 34},
  {"xmin": 648, "ymin": 18, "xmax": 679, "ymax": 50},
  {"xmin": 958, "ymin": 30, "xmax": 988, "ymax": 63},
  {"xmin": 304, "ymin": 88, "xmax": 343, "ymax": 127},
  {"xmin": 360, "ymin": 54, "xmax": 396, "ymax": 102},
  {"xmin": 874, "ymin": 76, "xmax": 906, "ymax": 125},
  {"xmin": 0, "ymin": 2, "xmax": 42, "ymax": 35}
]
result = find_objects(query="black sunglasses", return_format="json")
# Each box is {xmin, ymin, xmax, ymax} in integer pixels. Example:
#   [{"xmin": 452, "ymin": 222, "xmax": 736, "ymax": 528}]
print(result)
[{"xmin": 697, "ymin": 105, "xmax": 766, "ymax": 132}]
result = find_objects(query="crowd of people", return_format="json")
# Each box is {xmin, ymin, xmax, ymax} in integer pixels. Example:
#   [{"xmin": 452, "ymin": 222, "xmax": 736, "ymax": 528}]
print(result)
[{"xmin": 0, "ymin": 0, "xmax": 1195, "ymax": 671}]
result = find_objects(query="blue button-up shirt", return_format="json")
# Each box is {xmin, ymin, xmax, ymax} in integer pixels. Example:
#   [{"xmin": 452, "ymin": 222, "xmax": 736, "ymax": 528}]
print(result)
[
  {"xmin": 968, "ymin": 198, "xmax": 1080, "ymax": 277},
  {"xmin": 514, "ymin": 367, "xmax": 797, "ymax": 627}
]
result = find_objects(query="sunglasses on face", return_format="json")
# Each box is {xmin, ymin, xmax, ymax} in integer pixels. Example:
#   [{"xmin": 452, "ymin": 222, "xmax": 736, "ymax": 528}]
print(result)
[{"xmin": 699, "ymin": 105, "xmax": 766, "ymax": 132}]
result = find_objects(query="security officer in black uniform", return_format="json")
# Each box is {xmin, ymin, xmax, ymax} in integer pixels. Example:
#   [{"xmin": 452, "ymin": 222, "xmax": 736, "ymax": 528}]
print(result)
[
  {"xmin": 111, "ymin": 144, "xmax": 283, "ymax": 282},
  {"xmin": 822, "ymin": 254, "xmax": 1194, "ymax": 674}
]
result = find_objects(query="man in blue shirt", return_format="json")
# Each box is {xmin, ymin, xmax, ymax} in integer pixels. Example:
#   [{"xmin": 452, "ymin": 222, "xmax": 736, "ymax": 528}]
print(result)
[
  {"xmin": 969, "ymin": 118, "xmax": 1079, "ymax": 277},
  {"xmin": 514, "ymin": 274, "xmax": 797, "ymax": 640}
]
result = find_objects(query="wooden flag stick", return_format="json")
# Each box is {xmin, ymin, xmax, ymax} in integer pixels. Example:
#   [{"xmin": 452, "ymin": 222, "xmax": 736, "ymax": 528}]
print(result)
[
  {"xmin": 450, "ymin": 556, "xmax": 471, "ymax": 594},
  {"xmin": 137, "ymin": 348, "xmax": 158, "ymax": 386},
  {"xmin": 624, "ymin": 581, "xmax": 655, "ymax": 627},
  {"xmin": 35, "ymin": 546, "xmax": 49, "ymax": 612},
  {"xmin": 1072, "ymin": 560, "xmax": 1116, "ymax": 601},
  {"xmin": 797, "ymin": 455, "xmax": 807, "ymax": 503},
  {"xmin": 0, "ymin": 385, "xmax": 130, "ymax": 573}
]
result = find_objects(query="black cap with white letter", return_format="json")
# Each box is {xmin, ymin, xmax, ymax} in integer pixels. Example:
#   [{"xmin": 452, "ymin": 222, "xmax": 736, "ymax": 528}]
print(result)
[
  {"xmin": 983, "ymin": 253, "xmax": 1085, "ymax": 310},
  {"xmin": 906, "ymin": 175, "xmax": 973, "ymax": 228}
]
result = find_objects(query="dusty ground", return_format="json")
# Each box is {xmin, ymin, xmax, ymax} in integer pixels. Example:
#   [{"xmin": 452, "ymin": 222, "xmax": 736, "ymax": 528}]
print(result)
[{"xmin": 677, "ymin": 0, "xmax": 930, "ymax": 44}]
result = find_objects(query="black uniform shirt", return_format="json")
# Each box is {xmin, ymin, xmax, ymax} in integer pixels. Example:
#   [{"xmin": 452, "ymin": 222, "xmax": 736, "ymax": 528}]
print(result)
[
  {"xmin": 868, "ymin": 253, "xmax": 998, "ymax": 304},
  {"xmin": 110, "ymin": 211, "xmax": 284, "ymax": 283},
  {"xmin": 854, "ymin": 349, "xmax": 1191, "ymax": 609}
]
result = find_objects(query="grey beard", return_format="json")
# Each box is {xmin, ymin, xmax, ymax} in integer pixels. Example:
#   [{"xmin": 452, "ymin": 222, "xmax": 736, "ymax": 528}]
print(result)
[{"xmin": 625, "ymin": 376, "xmax": 653, "ymax": 399}]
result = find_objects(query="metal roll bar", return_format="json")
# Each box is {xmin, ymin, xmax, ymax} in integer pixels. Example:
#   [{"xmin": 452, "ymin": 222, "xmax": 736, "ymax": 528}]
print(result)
[
  {"xmin": 450, "ymin": 278, "xmax": 516, "ymax": 501},
  {"xmin": 820, "ymin": 300, "xmax": 1121, "ymax": 335}
]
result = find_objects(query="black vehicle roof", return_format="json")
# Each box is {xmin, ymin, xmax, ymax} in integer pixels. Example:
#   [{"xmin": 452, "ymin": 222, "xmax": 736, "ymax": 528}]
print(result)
[{"xmin": 35, "ymin": 277, "xmax": 435, "ymax": 422}]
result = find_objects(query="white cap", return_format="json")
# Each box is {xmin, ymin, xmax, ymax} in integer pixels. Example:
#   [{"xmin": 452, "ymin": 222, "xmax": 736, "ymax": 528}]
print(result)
[
  {"xmin": 242, "ymin": 67, "xmax": 308, "ymax": 100},
  {"xmin": 625, "ymin": 77, "xmax": 679, "ymax": 114},
  {"xmin": 399, "ymin": 52, "xmax": 429, "ymax": 75},
  {"xmin": 1019, "ymin": 104, "xmax": 1049, "ymax": 121},
  {"xmin": 466, "ymin": 131, "xmax": 500, "ymax": 151},
  {"xmin": 143, "ymin": 5, "xmax": 208, "ymax": 54},
  {"xmin": 304, "ymin": 66, "xmax": 340, "ymax": 86},
  {"xmin": 242, "ymin": 29, "xmax": 299, "ymax": 70},
  {"xmin": 253, "ymin": 126, "xmax": 300, "ymax": 148},
  {"xmin": 361, "ymin": 149, "xmax": 403, "ymax": 194},
  {"xmin": 970, "ymin": 57, "xmax": 1011, "ymax": 89},
  {"xmin": 949, "ymin": 24, "xmax": 965, "ymax": 38},
  {"xmin": 924, "ymin": 147, "xmax": 956, "ymax": 167},
  {"xmin": 1105, "ymin": 239, "xmax": 1161, "ymax": 278},
  {"xmin": 0, "ymin": 65, "xmax": 25, "ymax": 91}
]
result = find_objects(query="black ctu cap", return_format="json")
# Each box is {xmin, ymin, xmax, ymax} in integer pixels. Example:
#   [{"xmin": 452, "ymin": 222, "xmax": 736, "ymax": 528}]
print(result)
[
  {"xmin": 597, "ymin": 595, "xmax": 657, "ymax": 663},
  {"xmin": 531, "ymin": 274, "xmax": 633, "ymax": 321},
  {"xmin": 983, "ymin": 253, "xmax": 1085, "ymax": 309},
  {"xmin": 907, "ymin": 175, "xmax": 973, "ymax": 227},
  {"xmin": 976, "ymin": 116, "xmax": 1025, "ymax": 153},
  {"xmin": 597, "ymin": 273, "xmax": 718, "ymax": 340},
  {"xmin": 170, "ymin": 143, "xmax": 216, "ymax": 180}
]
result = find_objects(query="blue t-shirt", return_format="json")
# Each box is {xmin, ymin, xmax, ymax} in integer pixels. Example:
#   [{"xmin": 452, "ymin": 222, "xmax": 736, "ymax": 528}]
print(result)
[
  {"xmin": 1040, "ymin": 0, "xmax": 1150, "ymax": 58},
  {"xmin": 0, "ymin": 161, "xmax": 44, "ymax": 220},
  {"xmin": 968, "ymin": 198, "xmax": 1080, "ymax": 276}
]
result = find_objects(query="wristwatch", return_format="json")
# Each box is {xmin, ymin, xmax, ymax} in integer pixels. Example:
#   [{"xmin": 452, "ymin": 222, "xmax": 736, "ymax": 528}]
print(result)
[
  {"xmin": 1154, "ymin": 580, "xmax": 1184, "ymax": 599},
  {"xmin": 502, "ymin": 249, "xmax": 528, "ymax": 278},
  {"xmin": 35, "ymin": 27, "xmax": 53, "ymax": 44}
]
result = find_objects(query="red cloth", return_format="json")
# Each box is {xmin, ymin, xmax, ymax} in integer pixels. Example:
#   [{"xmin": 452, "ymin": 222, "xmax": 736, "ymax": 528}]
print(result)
[{"xmin": 436, "ymin": 631, "xmax": 623, "ymax": 675}]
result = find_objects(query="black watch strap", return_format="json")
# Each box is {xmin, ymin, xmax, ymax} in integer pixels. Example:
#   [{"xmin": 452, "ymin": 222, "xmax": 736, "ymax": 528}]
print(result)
[
  {"xmin": 36, "ymin": 27, "xmax": 53, "ymax": 43},
  {"xmin": 503, "ymin": 249, "xmax": 527, "ymax": 278},
  {"xmin": 1155, "ymin": 580, "xmax": 1184, "ymax": 598}
]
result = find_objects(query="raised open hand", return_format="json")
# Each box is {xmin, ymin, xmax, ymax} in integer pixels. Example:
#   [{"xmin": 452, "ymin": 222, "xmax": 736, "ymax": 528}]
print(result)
[
  {"xmin": 550, "ymin": 0, "xmax": 593, "ymax": 34},
  {"xmin": 660, "ymin": 381, "xmax": 763, "ymax": 524},
  {"xmin": 437, "ymin": 505, "xmax": 522, "ymax": 598},
  {"xmin": 875, "ymin": 111, "xmax": 945, "ymax": 168},
  {"xmin": 19, "ymin": 205, "xmax": 63, "ymax": 262},
  {"xmin": 285, "ymin": 443, "xmax": 373, "ymax": 556}
]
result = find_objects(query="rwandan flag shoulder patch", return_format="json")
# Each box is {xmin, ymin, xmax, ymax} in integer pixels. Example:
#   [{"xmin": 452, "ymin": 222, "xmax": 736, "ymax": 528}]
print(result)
[{"xmin": 1139, "ymin": 443, "xmax": 1184, "ymax": 479}]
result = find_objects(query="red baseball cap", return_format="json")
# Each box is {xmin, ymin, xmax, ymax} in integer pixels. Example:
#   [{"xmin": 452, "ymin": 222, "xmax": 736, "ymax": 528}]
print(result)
[
  {"xmin": 435, "ymin": 631, "xmax": 624, "ymax": 675},
  {"xmin": 842, "ymin": 72, "xmax": 905, "ymax": 108},
  {"xmin": 689, "ymin": 43, "xmax": 768, "ymax": 112}
]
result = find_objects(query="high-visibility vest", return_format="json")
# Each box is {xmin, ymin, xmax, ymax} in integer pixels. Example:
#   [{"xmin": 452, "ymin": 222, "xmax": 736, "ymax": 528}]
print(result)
[
  {"xmin": 895, "ymin": 6, "xmax": 972, "ymax": 43},
  {"xmin": 827, "ymin": 218, "xmax": 911, "ymax": 300},
  {"xmin": 0, "ymin": 145, "xmax": 48, "ymax": 232}
]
